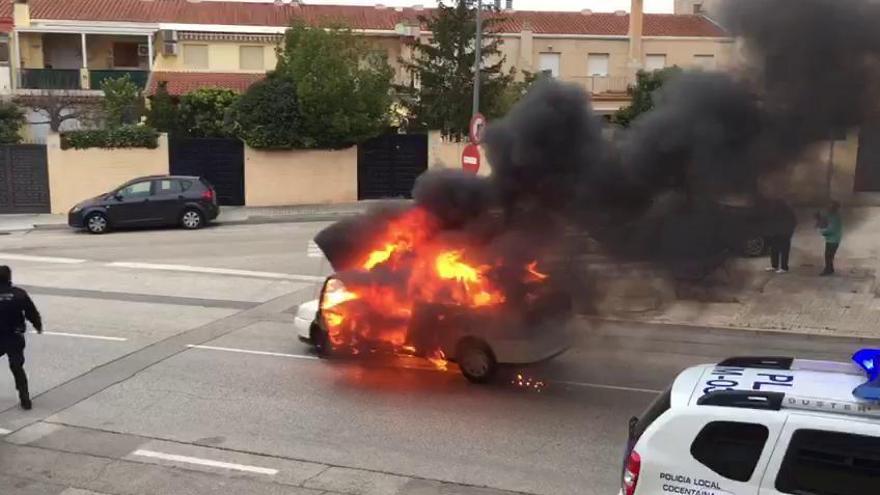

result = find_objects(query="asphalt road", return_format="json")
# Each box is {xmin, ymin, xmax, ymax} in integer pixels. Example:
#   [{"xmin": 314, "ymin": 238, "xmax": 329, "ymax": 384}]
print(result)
[{"xmin": 0, "ymin": 222, "xmax": 872, "ymax": 495}]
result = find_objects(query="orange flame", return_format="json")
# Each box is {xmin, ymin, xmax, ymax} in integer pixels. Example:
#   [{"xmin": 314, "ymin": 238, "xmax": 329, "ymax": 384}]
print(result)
[{"xmin": 319, "ymin": 208, "xmax": 548, "ymax": 368}]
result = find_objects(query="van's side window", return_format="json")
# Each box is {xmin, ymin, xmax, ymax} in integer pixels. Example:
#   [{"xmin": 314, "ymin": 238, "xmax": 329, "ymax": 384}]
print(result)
[
  {"xmin": 690, "ymin": 421, "xmax": 769, "ymax": 482},
  {"xmin": 776, "ymin": 429, "xmax": 880, "ymax": 495}
]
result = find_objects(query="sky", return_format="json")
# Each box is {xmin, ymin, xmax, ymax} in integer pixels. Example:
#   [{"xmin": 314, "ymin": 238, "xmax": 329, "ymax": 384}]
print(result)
[{"xmin": 301, "ymin": 0, "xmax": 676, "ymax": 13}]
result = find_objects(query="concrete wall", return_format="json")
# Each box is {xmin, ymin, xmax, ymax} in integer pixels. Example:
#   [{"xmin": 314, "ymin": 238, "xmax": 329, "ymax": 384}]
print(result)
[
  {"xmin": 427, "ymin": 131, "xmax": 492, "ymax": 177},
  {"xmin": 46, "ymin": 133, "xmax": 170, "ymax": 213},
  {"xmin": 244, "ymin": 146, "xmax": 358, "ymax": 206},
  {"xmin": 87, "ymin": 35, "xmax": 150, "ymax": 70},
  {"xmin": 642, "ymin": 38, "xmax": 735, "ymax": 70}
]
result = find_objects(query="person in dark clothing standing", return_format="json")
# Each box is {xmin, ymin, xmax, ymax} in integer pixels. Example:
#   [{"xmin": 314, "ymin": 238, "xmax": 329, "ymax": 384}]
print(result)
[
  {"xmin": 0, "ymin": 266, "xmax": 42, "ymax": 409},
  {"xmin": 819, "ymin": 201, "xmax": 843, "ymax": 276},
  {"xmin": 762, "ymin": 199, "xmax": 797, "ymax": 274}
]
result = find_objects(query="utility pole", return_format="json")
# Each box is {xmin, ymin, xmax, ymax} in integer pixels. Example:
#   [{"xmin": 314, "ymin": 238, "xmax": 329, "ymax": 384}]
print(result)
[{"xmin": 472, "ymin": 0, "xmax": 482, "ymax": 118}]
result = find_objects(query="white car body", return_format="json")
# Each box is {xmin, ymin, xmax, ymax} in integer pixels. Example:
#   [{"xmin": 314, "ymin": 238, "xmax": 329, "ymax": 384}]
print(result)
[
  {"xmin": 622, "ymin": 356, "xmax": 880, "ymax": 495},
  {"xmin": 294, "ymin": 294, "xmax": 573, "ymax": 365}
]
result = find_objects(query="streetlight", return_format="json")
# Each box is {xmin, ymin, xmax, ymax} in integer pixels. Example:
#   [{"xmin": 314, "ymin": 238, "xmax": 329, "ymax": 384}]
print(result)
[{"xmin": 472, "ymin": 0, "xmax": 482, "ymax": 118}]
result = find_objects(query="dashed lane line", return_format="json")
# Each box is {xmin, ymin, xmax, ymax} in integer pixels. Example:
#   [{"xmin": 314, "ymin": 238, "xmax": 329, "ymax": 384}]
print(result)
[
  {"xmin": 132, "ymin": 449, "xmax": 279, "ymax": 475},
  {"xmin": 0, "ymin": 428, "xmax": 10, "ymax": 435},
  {"xmin": 107, "ymin": 261, "xmax": 325, "ymax": 282},
  {"xmin": 555, "ymin": 381, "xmax": 661, "ymax": 394},
  {"xmin": 0, "ymin": 253, "xmax": 86, "ymax": 264},
  {"xmin": 187, "ymin": 344, "xmax": 318, "ymax": 360},
  {"xmin": 41, "ymin": 331, "xmax": 128, "ymax": 342}
]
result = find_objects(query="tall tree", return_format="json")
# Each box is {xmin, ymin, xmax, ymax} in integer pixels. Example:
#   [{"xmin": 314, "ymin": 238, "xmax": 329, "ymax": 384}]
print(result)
[
  {"xmin": 100, "ymin": 74, "xmax": 141, "ymax": 128},
  {"xmin": 401, "ymin": 0, "xmax": 515, "ymax": 140},
  {"xmin": 276, "ymin": 22, "xmax": 393, "ymax": 149},
  {"xmin": 227, "ymin": 73, "xmax": 303, "ymax": 149}
]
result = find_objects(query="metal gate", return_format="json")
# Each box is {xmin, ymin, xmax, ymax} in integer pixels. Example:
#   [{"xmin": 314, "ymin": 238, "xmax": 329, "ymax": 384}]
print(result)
[
  {"xmin": 855, "ymin": 125, "xmax": 880, "ymax": 192},
  {"xmin": 0, "ymin": 145, "xmax": 50, "ymax": 213},
  {"xmin": 358, "ymin": 134, "xmax": 428, "ymax": 200},
  {"xmin": 169, "ymin": 137, "xmax": 245, "ymax": 206}
]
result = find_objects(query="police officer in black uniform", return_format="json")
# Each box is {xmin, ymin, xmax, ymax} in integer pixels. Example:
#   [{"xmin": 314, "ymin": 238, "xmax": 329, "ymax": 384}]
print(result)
[{"xmin": 0, "ymin": 266, "xmax": 42, "ymax": 410}]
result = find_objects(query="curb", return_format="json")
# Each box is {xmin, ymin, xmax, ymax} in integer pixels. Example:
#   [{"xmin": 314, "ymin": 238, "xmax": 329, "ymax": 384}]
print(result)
[{"xmin": 15, "ymin": 212, "xmax": 362, "ymax": 232}]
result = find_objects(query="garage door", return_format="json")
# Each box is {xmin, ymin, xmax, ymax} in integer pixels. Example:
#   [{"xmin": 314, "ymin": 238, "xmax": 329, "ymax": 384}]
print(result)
[
  {"xmin": 0, "ymin": 145, "xmax": 50, "ymax": 213},
  {"xmin": 169, "ymin": 137, "xmax": 244, "ymax": 206},
  {"xmin": 358, "ymin": 134, "xmax": 428, "ymax": 200}
]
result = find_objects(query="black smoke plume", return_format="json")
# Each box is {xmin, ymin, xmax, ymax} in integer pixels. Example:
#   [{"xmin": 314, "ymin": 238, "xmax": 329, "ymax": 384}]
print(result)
[{"xmin": 316, "ymin": 0, "xmax": 880, "ymax": 310}]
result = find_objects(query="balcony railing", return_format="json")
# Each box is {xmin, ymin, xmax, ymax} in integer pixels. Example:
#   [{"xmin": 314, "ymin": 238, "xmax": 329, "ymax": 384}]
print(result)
[
  {"xmin": 572, "ymin": 76, "xmax": 633, "ymax": 95},
  {"xmin": 19, "ymin": 69, "xmax": 82, "ymax": 90},
  {"xmin": 89, "ymin": 70, "xmax": 149, "ymax": 91}
]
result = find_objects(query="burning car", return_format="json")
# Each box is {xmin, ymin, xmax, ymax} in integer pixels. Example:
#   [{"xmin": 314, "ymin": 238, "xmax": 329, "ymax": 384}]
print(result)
[{"xmin": 296, "ymin": 207, "xmax": 574, "ymax": 383}]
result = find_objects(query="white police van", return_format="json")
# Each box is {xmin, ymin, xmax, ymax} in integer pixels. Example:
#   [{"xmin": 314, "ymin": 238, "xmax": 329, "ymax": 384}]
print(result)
[{"xmin": 621, "ymin": 351, "xmax": 880, "ymax": 495}]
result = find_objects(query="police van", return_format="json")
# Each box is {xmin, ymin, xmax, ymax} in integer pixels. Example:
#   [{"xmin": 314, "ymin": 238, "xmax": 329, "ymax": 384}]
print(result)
[{"xmin": 621, "ymin": 351, "xmax": 880, "ymax": 495}]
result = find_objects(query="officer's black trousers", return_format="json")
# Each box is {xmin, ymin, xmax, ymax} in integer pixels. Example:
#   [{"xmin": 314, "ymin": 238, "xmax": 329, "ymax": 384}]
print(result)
[{"xmin": 0, "ymin": 335, "xmax": 28, "ymax": 400}]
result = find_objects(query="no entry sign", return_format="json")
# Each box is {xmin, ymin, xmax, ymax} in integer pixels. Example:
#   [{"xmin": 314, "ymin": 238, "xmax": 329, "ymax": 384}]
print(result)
[{"xmin": 461, "ymin": 143, "xmax": 481, "ymax": 174}]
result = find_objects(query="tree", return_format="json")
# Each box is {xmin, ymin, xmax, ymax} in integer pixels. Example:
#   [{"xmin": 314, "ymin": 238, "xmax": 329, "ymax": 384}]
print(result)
[
  {"xmin": 178, "ymin": 88, "xmax": 239, "ymax": 138},
  {"xmin": 0, "ymin": 101, "xmax": 24, "ymax": 144},
  {"xmin": 146, "ymin": 81, "xmax": 179, "ymax": 133},
  {"xmin": 100, "ymin": 74, "xmax": 141, "ymax": 128},
  {"xmin": 276, "ymin": 22, "xmax": 392, "ymax": 149},
  {"xmin": 401, "ymin": 0, "xmax": 515, "ymax": 140},
  {"xmin": 227, "ymin": 73, "xmax": 302, "ymax": 149},
  {"xmin": 15, "ymin": 92, "xmax": 96, "ymax": 133},
  {"xmin": 613, "ymin": 67, "xmax": 683, "ymax": 127}
]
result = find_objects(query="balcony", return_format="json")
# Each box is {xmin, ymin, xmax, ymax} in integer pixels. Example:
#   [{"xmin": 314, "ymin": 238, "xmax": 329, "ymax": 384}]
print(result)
[
  {"xmin": 572, "ymin": 76, "xmax": 632, "ymax": 95},
  {"xmin": 89, "ymin": 70, "xmax": 149, "ymax": 91},
  {"xmin": 19, "ymin": 69, "xmax": 82, "ymax": 90}
]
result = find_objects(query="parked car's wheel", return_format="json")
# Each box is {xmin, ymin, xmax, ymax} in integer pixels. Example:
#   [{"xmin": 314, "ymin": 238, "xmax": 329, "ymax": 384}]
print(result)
[
  {"xmin": 742, "ymin": 236, "xmax": 766, "ymax": 257},
  {"xmin": 85, "ymin": 212, "xmax": 109, "ymax": 235},
  {"xmin": 181, "ymin": 208, "xmax": 204, "ymax": 230},
  {"xmin": 456, "ymin": 338, "xmax": 497, "ymax": 384}
]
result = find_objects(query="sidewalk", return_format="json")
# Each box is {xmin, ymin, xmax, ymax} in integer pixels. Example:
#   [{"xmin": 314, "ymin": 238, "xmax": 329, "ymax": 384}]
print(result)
[
  {"xmin": 0, "ymin": 201, "xmax": 399, "ymax": 232},
  {"xmin": 600, "ymin": 207, "xmax": 880, "ymax": 338}
]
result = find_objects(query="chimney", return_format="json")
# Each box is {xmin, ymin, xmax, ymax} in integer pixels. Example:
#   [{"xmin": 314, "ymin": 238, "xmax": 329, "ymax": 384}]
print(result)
[
  {"xmin": 13, "ymin": 0, "xmax": 31, "ymax": 28},
  {"xmin": 628, "ymin": 0, "xmax": 644, "ymax": 77}
]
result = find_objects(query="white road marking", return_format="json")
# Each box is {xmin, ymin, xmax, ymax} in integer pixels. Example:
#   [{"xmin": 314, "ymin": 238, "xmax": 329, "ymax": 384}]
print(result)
[
  {"xmin": 0, "ymin": 428, "xmax": 10, "ymax": 435},
  {"xmin": 187, "ymin": 345, "xmax": 318, "ymax": 360},
  {"xmin": 555, "ymin": 381, "xmax": 661, "ymax": 394},
  {"xmin": 132, "ymin": 449, "xmax": 278, "ymax": 475},
  {"xmin": 307, "ymin": 240, "xmax": 324, "ymax": 258},
  {"xmin": 0, "ymin": 253, "xmax": 86, "ymax": 264},
  {"xmin": 41, "ymin": 331, "xmax": 127, "ymax": 342},
  {"xmin": 107, "ymin": 262, "xmax": 324, "ymax": 282}
]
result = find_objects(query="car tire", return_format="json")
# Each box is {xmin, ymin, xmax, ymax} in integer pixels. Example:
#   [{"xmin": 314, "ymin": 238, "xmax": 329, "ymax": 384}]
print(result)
[
  {"xmin": 742, "ymin": 236, "xmax": 766, "ymax": 257},
  {"xmin": 180, "ymin": 208, "xmax": 204, "ymax": 230},
  {"xmin": 456, "ymin": 338, "xmax": 497, "ymax": 384},
  {"xmin": 311, "ymin": 321, "xmax": 331, "ymax": 357},
  {"xmin": 85, "ymin": 212, "xmax": 109, "ymax": 235}
]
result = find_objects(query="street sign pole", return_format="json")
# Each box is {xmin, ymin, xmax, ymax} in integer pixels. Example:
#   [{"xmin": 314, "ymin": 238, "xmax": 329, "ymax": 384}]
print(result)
[{"xmin": 472, "ymin": 0, "xmax": 482, "ymax": 118}]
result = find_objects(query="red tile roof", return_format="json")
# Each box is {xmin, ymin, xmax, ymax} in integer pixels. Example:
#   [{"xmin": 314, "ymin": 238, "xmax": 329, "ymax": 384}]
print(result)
[
  {"xmin": 22, "ymin": 0, "xmax": 727, "ymax": 37},
  {"xmin": 147, "ymin": 71, "xmax": 264, "ymax": 96}
]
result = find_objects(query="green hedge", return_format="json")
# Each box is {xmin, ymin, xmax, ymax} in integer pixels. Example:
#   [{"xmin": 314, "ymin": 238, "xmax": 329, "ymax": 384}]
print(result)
[{"xmin": 61, "ymin": 125, "xmax": 159, "ymax": 150}]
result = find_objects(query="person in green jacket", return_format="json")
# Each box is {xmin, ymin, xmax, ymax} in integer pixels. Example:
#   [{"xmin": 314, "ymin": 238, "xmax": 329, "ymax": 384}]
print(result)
[{"xmin": 819, "ymin": 201, "xmax": 843, "ymax": 276}]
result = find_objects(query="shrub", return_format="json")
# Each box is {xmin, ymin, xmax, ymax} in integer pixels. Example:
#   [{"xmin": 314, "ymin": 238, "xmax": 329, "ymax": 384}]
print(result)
[
  {"xmin": 101, "ymin": 74, "xmax": 141, "ymax": 128},
  {"xmin": 178, "ymin": 88, "xmax": 239, "ymax": 138},
  {"xmin": 0, "ymin": 100, "xmax": 25, "ymax": 144},
  {"xmin": 61, "ymin": 125, "xmax": 159, "ymax": 150},
  {"xmin": 146, "ymin": 81, "xmax": 179, "ymax": 133},
  {"xmin": 228, "ymin": 73, "xmax": 303, "ymax": 149}
]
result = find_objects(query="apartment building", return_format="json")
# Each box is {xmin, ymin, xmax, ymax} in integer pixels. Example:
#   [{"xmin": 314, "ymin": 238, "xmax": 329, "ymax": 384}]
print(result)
[{"xmin": 2, "ymin": 0, "xmax": 732, "ymax": 115}]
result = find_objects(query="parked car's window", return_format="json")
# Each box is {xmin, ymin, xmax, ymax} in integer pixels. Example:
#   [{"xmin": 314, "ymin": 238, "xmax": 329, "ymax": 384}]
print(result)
[
  {"xmin": 154, "ymin": 180, "xmax": 181, "ymax": 195},
  {"xmin": 690, "ymin": 421, "xmax": 768, "ymax": 482},
  {"xmin": 776, "ymin": 429, "xmax": 880, "ymax": 495},
  {"xmin": 118, "ymin": 181, "xmax": 152, "ymax": 199},
  {"xmin": 178, "ymin": 180, "xmax": 193, "ymax": 192}
]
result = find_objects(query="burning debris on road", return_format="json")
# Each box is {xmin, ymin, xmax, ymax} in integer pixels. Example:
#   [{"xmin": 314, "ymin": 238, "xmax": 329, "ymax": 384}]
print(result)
[{"xmin": 312, "ymin": 0, "xmax": 880, "ymax": 381}]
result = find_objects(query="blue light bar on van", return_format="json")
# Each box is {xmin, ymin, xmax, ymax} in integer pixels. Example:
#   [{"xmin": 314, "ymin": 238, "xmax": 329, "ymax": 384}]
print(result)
[{"xmin": 853, "ymin": 348, "xmax": 880, "ymax": 401}]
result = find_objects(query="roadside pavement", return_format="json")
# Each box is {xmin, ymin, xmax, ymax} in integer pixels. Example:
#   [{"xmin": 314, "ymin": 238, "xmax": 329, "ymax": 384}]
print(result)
[
  {"xmin": 603, "ymin": 207, "xmax": 880, "ymax": 338},
  {"xmin": 0, "ymin": 201, "xmax": 397, "ymax": 232}
]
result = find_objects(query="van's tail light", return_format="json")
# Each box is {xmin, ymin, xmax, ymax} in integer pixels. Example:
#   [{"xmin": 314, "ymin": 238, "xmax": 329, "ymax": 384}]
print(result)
[
  {"xmin": 623, "ymin": 450, "xmax": 641, "ymax": 495},
  {"xmin": 201, "ymin": 188, "xmax": 215, "ymax": 202}
]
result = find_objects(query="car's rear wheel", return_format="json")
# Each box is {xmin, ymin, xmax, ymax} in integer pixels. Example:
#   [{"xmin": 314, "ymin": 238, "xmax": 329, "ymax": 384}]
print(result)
[
  {"xmin": 85, "ymin": 212, "xmax": 109, "ymax": 235},
  {"xmin": 181, "ymin": 208, "xmax": 204, "ymax": 230},
  {"xmin": 456, "ymin": 338, "xmax": 497, "ymax": 384},
  {"xmin": 311, "ymin": 321, "xmax": 331, "ymax": 357}
]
